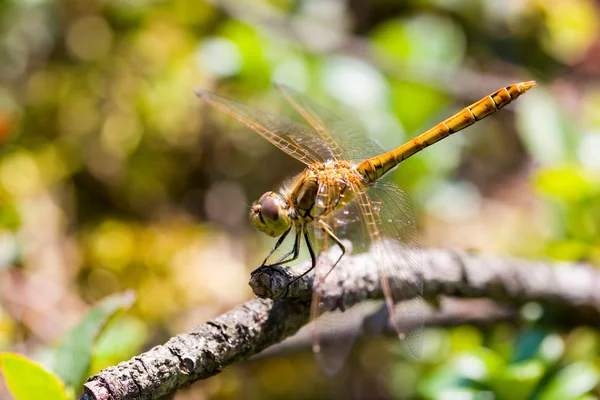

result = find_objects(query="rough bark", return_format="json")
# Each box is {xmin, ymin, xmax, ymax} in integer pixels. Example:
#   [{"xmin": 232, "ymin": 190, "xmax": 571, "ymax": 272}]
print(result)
[{"xmin": 82, "ymin": 249, "xmax": 600, "ymax": 400}]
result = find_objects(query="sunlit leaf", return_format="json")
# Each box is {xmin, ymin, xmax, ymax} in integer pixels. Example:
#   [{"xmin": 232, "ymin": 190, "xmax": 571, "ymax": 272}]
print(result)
[
  {"xmin": 198, "ymin": 37, "xmax": 243, "ymax": 78},
  {"xmin": 490, "ymin": 360, "xmax": 545, "ymax": 400},
  {"xmin": 319, "ymin": 55, "xmax": 388, "ymax": 110},
  {"xmin": 539, "ymin": 0, "xmax": 599, "ymax": 62},
  {"xmin": 52, "ymin": 291, "xmax": 136, "ymax": 388},
  {"xmin": 389, "ymin": 79, "xmax": 448, "ymax": 133},
  {"xmin": 538, "ymin": 334, "xmax": 565, "ymax": 365},
  {"xmin": 533, "ymin": 165, "xmax": 598, "ymax": 203},
  {"xmin": 370, "ymin": 14, "xmax": 466, "ymax": 69},
  {"xmin": 0, "ymin": 204, "xmax": 20, "ymax": 230},
  {"xmin": 418, "ymin": 362, "xmax": 465, "ymax": 399},
  {"xmin": 217, "ymin": 20, "xmax": 270, "ymax": 87},
  {"xmin": 545, "ymin": 240, "xmax": 592, "ymax": 261},
  {"xmin": 539, "ymin": 362, "xmax": 600, "ymax": 400},
  {"xmin": 563, "ymin": 328, "xmax": 600, "ymax": 362},
  {"xmin": 565, "ymin": 205, "xmax": 600, "ymax": 243},
  {"xmin": 454, "ymin": 348, "xmax": 505, "ymax": 382},
  {"xmin": 0, "ymin": 353, "xmax": 69, "ymax": 400},
  {"xmin": 171, "ymin": 0, "xmax": 218, "ymax": 26}
]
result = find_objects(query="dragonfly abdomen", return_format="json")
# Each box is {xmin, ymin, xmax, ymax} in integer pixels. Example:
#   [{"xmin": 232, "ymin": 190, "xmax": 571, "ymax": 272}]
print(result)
[{"xmin": 356, "ymin": 81, "xmax": 536, "ymax": 182}]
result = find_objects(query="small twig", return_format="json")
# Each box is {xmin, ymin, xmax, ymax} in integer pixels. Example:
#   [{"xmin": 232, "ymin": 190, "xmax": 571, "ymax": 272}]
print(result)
[{"xmin": 82, "ymin": 249, "xmax": 600, "ymax": 400}]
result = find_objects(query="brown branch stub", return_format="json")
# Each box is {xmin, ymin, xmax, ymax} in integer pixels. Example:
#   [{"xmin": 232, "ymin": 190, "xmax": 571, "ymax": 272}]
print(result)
[
  {"xmin": 82, "ymin": 249, "xmax": 600, "ymax": 400},
  {"xmin": 249, "ymin": 264, "xmax": 312, "ymax": 300}
]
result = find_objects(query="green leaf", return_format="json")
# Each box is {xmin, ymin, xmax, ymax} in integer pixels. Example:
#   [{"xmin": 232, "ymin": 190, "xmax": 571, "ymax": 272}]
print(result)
[
  {"xmin": 0, "ymin": 352, "xmax": 69, "ymax": 400},
  {"xmin": 0, "ymin": 203, "xmax": 21, "ymax": 230},
  {"xmin": 564, "ymin": 327, "xmax": 600, "ymax": 362},
  {"xmin": 90, "ymin": 315, "xmax": 148, "ymax": 373},
  {"xmin": 513, "ymin": 329, "xmax": 547, "ymax": 362},
  {"xmin": 545, "ymin": 240, "xmax": 592, "ymax": 261},
  {"xmin": 52, "ymin": 291, "xmax": 136, "ymax": 389},
  {"xmin": 217, "ymin": 20, "xmax": 270, "ymax": 87},
  {"xmin": 454, "ymin": 348, "xmax": 505, "ymax": 382},
  {"xmin": 389, "ymin": 79, "xmax": 448, "ymax": 133},
  {"xmin": 534, "ymin": 165, "xmax": 598, "ymax": 203},
  {"xmin": 539, "ymin": 362, "xmax": 600, "ymax": 400},
  {"xmin": 490, "ymin": 360, "xmax": 546, "ymax": 400},
  {"xmin": 370, "ymin": 14, "xmax": 466, "ymax": 69},
  {"xmin": 418, "ymin": 362, "xmax": 464, "ymax": 400},
  {"xmin": 449, "ymin": 326, "xmax": 483, "ymax": 353}
]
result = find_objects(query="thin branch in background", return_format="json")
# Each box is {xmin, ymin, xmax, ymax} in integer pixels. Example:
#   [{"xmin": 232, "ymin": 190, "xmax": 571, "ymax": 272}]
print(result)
[
  {"xmin": 255, "ymin": 297, "xmax": 517, "ymax": 359},
  {"xmin": 82, "ymin": 249, "xmax": 600, "ymax": 400}
]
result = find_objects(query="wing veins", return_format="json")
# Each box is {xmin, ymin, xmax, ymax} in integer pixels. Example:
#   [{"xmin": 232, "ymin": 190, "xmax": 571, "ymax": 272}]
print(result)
[
  {"xmin": 198, "ymin": 91, "xmax": 327, "ymax": 165},
  {"xmin": 277, "ymin": 85, "xmax": 345, "ymax": 160}
]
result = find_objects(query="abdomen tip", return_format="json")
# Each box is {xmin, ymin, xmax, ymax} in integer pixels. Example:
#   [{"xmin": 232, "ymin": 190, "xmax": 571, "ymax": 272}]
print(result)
[{"xmin": 519, "ymin": 81, "xmax": 537, "ymax": 91}]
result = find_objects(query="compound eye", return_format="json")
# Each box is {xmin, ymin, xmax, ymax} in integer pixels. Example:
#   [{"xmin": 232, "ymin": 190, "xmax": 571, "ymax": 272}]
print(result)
[
  {"xmin": 261, "ymin": 197, "xmax": 280, "ymax": 221},
  {"xmin": 258, "ymin": 192, "xmax": 272, "ymax": 204}
]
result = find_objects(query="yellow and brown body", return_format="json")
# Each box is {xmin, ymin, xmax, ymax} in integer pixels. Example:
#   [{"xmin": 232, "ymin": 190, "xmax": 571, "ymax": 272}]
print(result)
[
  {"xmin": 200, "ymin": 79, "xmax": 537, "ymax": 370},
  {"xmin": 287, "ymin": 160, "xmax": 362, "ymax": 222},
  {"xmin": 249, "ymin": 81, "xmax": 536, "ymax": 241},
  {"xmin": 356, "ymin": 81, "xmax": 536, "ymax": 182}
]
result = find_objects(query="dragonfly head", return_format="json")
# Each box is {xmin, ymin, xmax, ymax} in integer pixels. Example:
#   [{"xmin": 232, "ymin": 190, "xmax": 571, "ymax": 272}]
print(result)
[{"xmin": 251, "ymin": 191, "xmax": 292, "ymax": 237}]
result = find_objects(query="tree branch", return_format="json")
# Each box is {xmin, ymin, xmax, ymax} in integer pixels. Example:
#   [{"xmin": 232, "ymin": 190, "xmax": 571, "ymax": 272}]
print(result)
[{"xmin": 82, "ymin": 249, "xmax": 600, "ymax": 400}]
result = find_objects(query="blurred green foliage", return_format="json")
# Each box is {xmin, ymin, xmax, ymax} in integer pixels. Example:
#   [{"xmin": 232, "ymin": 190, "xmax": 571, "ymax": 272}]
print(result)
[
  {"xmin": 0, "ymin": 353, "xmax": 69, "ymax": 400},
  {"xmin": 1, "ymin": 291, "xmax": 134, "ymax": 400},
  {"xmin": 0, "ymin": 0, "xmax": 599, "ymax": 398}
]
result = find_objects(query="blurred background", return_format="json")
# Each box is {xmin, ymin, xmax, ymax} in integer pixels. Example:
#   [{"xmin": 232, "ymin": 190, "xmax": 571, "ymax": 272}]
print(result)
[{"xmin": 1, "ymin": 0, "xmax": 600, "ymax": 398}]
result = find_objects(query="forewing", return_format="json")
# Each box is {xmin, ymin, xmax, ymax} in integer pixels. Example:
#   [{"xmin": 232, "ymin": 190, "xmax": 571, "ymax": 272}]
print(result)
[
  {"xmin": 196, "ymin": 90, "xmax": 335, "ymax": 164},
  {"xmin": 356, "ymin": 181, "xmax": 424, "ymax": 358},
  {"xmin": 276, "ymin": 84, "xmax": 385, "ymax": 162}
]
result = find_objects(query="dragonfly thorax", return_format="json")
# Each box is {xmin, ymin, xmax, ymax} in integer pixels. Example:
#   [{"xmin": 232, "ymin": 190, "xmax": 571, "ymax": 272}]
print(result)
[{"xmin": 289, "ymin": 161, "xmax": 363, "ymax": 222}]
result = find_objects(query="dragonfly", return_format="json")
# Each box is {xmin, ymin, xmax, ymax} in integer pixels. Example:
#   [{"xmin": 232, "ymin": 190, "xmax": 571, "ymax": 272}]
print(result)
[{"xmin": 196, "ymin": 80, "xmax": 536, "ymax": 373}]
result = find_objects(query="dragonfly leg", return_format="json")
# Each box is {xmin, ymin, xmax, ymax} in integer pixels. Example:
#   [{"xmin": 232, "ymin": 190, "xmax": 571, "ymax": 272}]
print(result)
[
  {"xmin": 259, "ymin": 227, "xmax": 291, "ymax": 267},
  {"xmin": 253, "ymin": 226, "xmax": 304, "ymax": 282},
  {"xmin": 284, "ymin": 228, "xmax": 317, "ymax": 294},
  {"xmin": 283, "ymin": 220, "xmax": 346, "ymax": 297},
  {"xmin": 270, "ymin": 247, "xmax": 296, "ymax": 266},
  {"xmin": 316, "ymin": 219, "xmax": 346, "ymax": 282},
  {"xmin": 261, "ymin": 226, "xmax": 303, "ymax": 268}
]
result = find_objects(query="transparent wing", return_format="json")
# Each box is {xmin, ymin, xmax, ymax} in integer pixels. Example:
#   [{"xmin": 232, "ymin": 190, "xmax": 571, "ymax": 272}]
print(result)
[
  {"xmin": 310, "ymin": 180, "xmax": 364, "ymax": 375},
  {"xmin": 309, "ymin": 179, "xmax": 423, "ymax": 371},
  {"xmin": 196, "ymin": 90, "xmax": 335, "ymax": 165},
  {"xmin": 355, "ymin": 181, "xmax": 423, "ymax": 358},
  {"xmin": 276, "ymin": 84, "xmax": 386, "ymax": 162}
]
